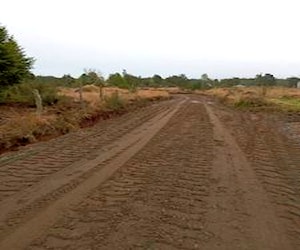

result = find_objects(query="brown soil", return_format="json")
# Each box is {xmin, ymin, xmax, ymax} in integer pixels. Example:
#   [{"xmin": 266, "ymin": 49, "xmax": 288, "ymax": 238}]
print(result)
[{"xmin": 0, "ymin": 95, "xmax": 299, "ymax": 249}]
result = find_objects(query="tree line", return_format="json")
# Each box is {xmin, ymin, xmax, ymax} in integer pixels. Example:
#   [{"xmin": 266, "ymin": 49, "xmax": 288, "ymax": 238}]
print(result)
[{"xmin": 30, "ymin": 72, "xmax": 300, "ymax": 89}]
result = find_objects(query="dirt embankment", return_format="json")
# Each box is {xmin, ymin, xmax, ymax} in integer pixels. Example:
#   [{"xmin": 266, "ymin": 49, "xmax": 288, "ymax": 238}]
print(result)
[
  {"xmin": 0, "ymin": 95, "xmax": 299, "ymax": 249},
  {"xmin": 0, "ymin": 87, "xmax": 170, "ymax": 155}
]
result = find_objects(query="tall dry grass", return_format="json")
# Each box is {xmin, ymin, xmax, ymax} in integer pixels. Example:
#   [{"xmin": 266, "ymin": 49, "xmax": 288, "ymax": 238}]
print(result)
[
  {"xmin": 0, "ymin": 86, "xmax": 170, "ymax": 152},
  {"xmin": 58, "ymin": 86, "xmax": 169, "ymax": 105},
  {"xmin": 205, "ymin": 87, "xmax": 300, "ymax": 110}
]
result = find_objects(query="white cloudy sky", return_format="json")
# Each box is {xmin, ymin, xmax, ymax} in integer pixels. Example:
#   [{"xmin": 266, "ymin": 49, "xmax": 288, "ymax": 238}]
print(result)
[{"xmin": 1, "ymin": 0, "xmax": 300, "ymax": 78}]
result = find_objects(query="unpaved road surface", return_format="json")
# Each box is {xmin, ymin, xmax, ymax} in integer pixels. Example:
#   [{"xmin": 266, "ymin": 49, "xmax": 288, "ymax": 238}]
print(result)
[{"xmin": 0, "ymin": 95, "xmax": 299, "ymax": 250}]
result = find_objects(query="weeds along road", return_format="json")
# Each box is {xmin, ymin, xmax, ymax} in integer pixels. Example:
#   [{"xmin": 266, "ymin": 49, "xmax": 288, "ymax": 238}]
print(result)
[{"xmin": 0, "ymin": 95, "xmax": 299, "ymax": 250}]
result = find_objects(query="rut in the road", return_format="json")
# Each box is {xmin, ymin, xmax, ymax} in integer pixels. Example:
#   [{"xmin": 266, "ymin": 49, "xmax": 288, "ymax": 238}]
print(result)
[
  {"xmin": 216, "ymin": 107, "xmax": 300, "ymax": 248},
  {"xmin": 0, "ymin": 99, "xmax": 179, "ymax": 247},
  {"xmin": 28, "ymin": 101, "xmax": 214, "ymax": 250},
  {"xmin": 0, "ymin": 103, "xmax": 170, "ymax": 202}
]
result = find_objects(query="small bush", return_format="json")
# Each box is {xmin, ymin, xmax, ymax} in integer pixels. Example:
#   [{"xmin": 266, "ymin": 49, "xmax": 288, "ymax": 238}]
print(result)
[
  {"xmin": 1, "ymin": 83, "xmax": 33, "ymax": 105},
  {"xmin": 52, "ymin": 114, "xmax": 79, "ymax": 134},
  {"xmin": 234, "ymin": 96, "xmax": 268, "ymax": 108},
  {"xmin": 104, "ymin": 91, "xmax": 125, "ymax": 111},
  {"xmin": 1, "ymin": 81, "xmax": 60, "ymax": 106},
  {"xmin": 0, "ymin": 114, "xmax": 46, "ymax": 149}
]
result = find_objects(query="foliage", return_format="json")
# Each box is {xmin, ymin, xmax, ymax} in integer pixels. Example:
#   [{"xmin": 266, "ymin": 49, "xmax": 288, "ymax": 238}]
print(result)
[
  {"xmin": 255, "ymin": 73, "xmax": 276, "ymax": 86},
  {"xmin": 107, "ymin": 70, "xmax": 140, "ymax": 91},
  {"xmin": 62, "ymin": 74, "xmax": 76, "ymax": 86},
  {"xmin": 79, "ymin": 69, "xmax": 104, "ymax": 86},
  {"xmin": 152, "ymin": 74, "xmax": 163, "ymax": 86},
  {"xmin": 122, "ymin": 70, "xmax": 140, "ymax": 92},
  {"xmin": 107, "ymin": 73, "xmax": 127, "ymax": 88},
  {"xmin": 0, "ymin": 25, "xmax": 34, "ymax": 88},
  {"xmin": 234, "ymin": 96, "xmax": 268, "ymax": 108},
  {"xmin": 1, "ymin": 81, "xmax": 59, "ymax": 105},
  {"xmin": 103, "ymin": 91, "xmax": 125, "ymax": 110},
  {"xmin": 286, "ymin": 77, "xmax": 300, "ymax": 88},
  {"xmin": 165, "ymin": 74, "xmax": 189, "ymax": 87},
  {"xmin": 201, "ymin": 73, "xmax": 210, "ymax": 81},
  {"xmin": 272, "ymin": 96, "xmax": 300, "ymax": 111},
  {"xmin": 219, "ymin": 78, "xmax": 241, "ymax": 87},
  {"xmin": 32, "ymin": 75, "xmax": 82, "ymax": 87}
]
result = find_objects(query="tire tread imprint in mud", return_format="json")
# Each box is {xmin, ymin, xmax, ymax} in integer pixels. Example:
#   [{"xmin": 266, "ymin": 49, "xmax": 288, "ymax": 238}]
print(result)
[
  {"xmin": 216, "ymin": 107, "xmax": 300, "ymax": 248},
  {"xmin": 0, "ymin": 103, "xmax": 169, "ymax": 201},
  {"xmin": 0, "ymin": 102, "xmax": 173, "ymax": 236},
  {"xmin": 28, "ymin": 101, "xmax": 215, "ymax": 250}
]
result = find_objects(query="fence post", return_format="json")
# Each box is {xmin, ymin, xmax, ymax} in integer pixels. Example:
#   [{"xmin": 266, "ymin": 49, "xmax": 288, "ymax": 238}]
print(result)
[
  {"xmin": 32, "ymin": 89, "xmax": 43, "ymax": 116},
  {"xmin": 79, "ymin": 80, "xmax": 84, "ymax": 109}
]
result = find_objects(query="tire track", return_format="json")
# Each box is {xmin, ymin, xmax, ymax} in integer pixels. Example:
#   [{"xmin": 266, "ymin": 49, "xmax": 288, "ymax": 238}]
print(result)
[
  {"xmin": 27, "ymin": 99, "xmax": 214, "ymax": 250},
  {"xmin": 0, "ymin": 97, "xmax": 185, "ymax": 250},
  {"xmin": 0, "ymin": 100, "xmax": 174, "ymax": 202},
  {"xmin": 205, "ymin": 103, "xmax": 292, "ymax": 250},
  {"xmin": 215, "ymin": 105, "xmax": 300, "ymax": 248},
  {"xmin": 0, "ymin": 104, "xmax": 171, "ymax": 238}
]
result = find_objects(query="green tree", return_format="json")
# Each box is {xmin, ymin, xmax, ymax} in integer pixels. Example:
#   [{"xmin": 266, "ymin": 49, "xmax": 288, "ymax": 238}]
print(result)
[
  {"xmin": 286, "ymin": 77, "xmax": 299, "ymax": 88},
  {"xmin": 78, "ymin": 70, "xmax": 103, "ymax": 84},
  {"xmin": 201, "ymin": 73, "xmax": 209, "ymax": 81},
  {"xmin": 255, "ymin": 73, "xmax": 276, "ymax": 86},
  {"xmin": 220, "ymin": 78, "xmax": 241, "ymax": 87},
  {"xmin": 122, "ymin": 70, "xmax": 141, "ymax": 91},
  {"xmin": 107, "ymin": 70, "xmax": 140, "ymax": 90},
  {"xmin": 0, "ymin": 25, "xmax": 34, "ymax": 88},
  {"xmin": 62, "ymin": 74, "xmax": 75, "ymax": 86},
  {"xmin": 107, "ymin": 73, "xmax": 127, "ymax": 88},
  {"xmin": 165, "ymin": 74, "xmax": 188, "ymax": 87},
  {"xmin": 151, "ymin": 74, "xmax": 163, "ymax": 86},
  {"xmin": 79, "ymin": 69, "xmax": 105, "ymax": 99}
]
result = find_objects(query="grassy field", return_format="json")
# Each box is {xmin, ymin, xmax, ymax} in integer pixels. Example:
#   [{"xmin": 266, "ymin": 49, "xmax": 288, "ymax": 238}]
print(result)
[
  {"xmin": 203, "ymin": 87, "xmax": 300, "ymax": 112},
  {"xmin": 0, "ymin": 86, "xmax": 170, "ymax": 152}
]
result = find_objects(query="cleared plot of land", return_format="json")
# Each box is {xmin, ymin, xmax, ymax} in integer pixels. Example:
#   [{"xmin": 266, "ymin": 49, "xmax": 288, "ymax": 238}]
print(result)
[{"xmin": 0, "ymin": 95, "xmax": 299, "ymax": 249}]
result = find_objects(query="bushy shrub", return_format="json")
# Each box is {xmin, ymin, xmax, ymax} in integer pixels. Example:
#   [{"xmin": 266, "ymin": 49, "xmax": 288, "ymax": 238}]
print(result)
[
  {"xmin": 104, "ymin": 91, "xmax": 125, "ymax": 110},
  {"xmin": 234, "ymin": 96, "xmax": 268, "ymax": 108},
  {"xmin": 1, "ymin": 81, "xmax": 60, "ymax": 106}
]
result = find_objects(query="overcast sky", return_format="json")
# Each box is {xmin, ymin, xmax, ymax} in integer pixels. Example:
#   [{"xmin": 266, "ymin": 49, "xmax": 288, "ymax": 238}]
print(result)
[{"xmin": 1, "ymin": 0, "xmax": 300, "ymax": 78}]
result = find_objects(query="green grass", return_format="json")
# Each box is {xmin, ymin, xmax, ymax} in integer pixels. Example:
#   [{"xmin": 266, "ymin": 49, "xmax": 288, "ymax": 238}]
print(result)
[
  {"xmin": 233, "ymin": 96, "xmax": 269, "ymax": 108},
  {"xmin": 270, "ymin": 97, "xmax": 300, "ymax": 111}
]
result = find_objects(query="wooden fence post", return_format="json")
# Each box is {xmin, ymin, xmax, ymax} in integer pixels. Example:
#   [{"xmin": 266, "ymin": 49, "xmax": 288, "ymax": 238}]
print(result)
[
  {"xmin": 79, "ymin": 80, "xmax": 84, "ymax": 109},
  {"xmin": 32, "ymin": 89, "xmax": 43, "ymax": 116}
]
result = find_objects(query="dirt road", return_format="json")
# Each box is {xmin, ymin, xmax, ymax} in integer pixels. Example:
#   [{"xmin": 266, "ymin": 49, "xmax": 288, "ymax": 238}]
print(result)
[{"xmin": 0, "ymin": 95, "xmax": 299, "ymax": 249}]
